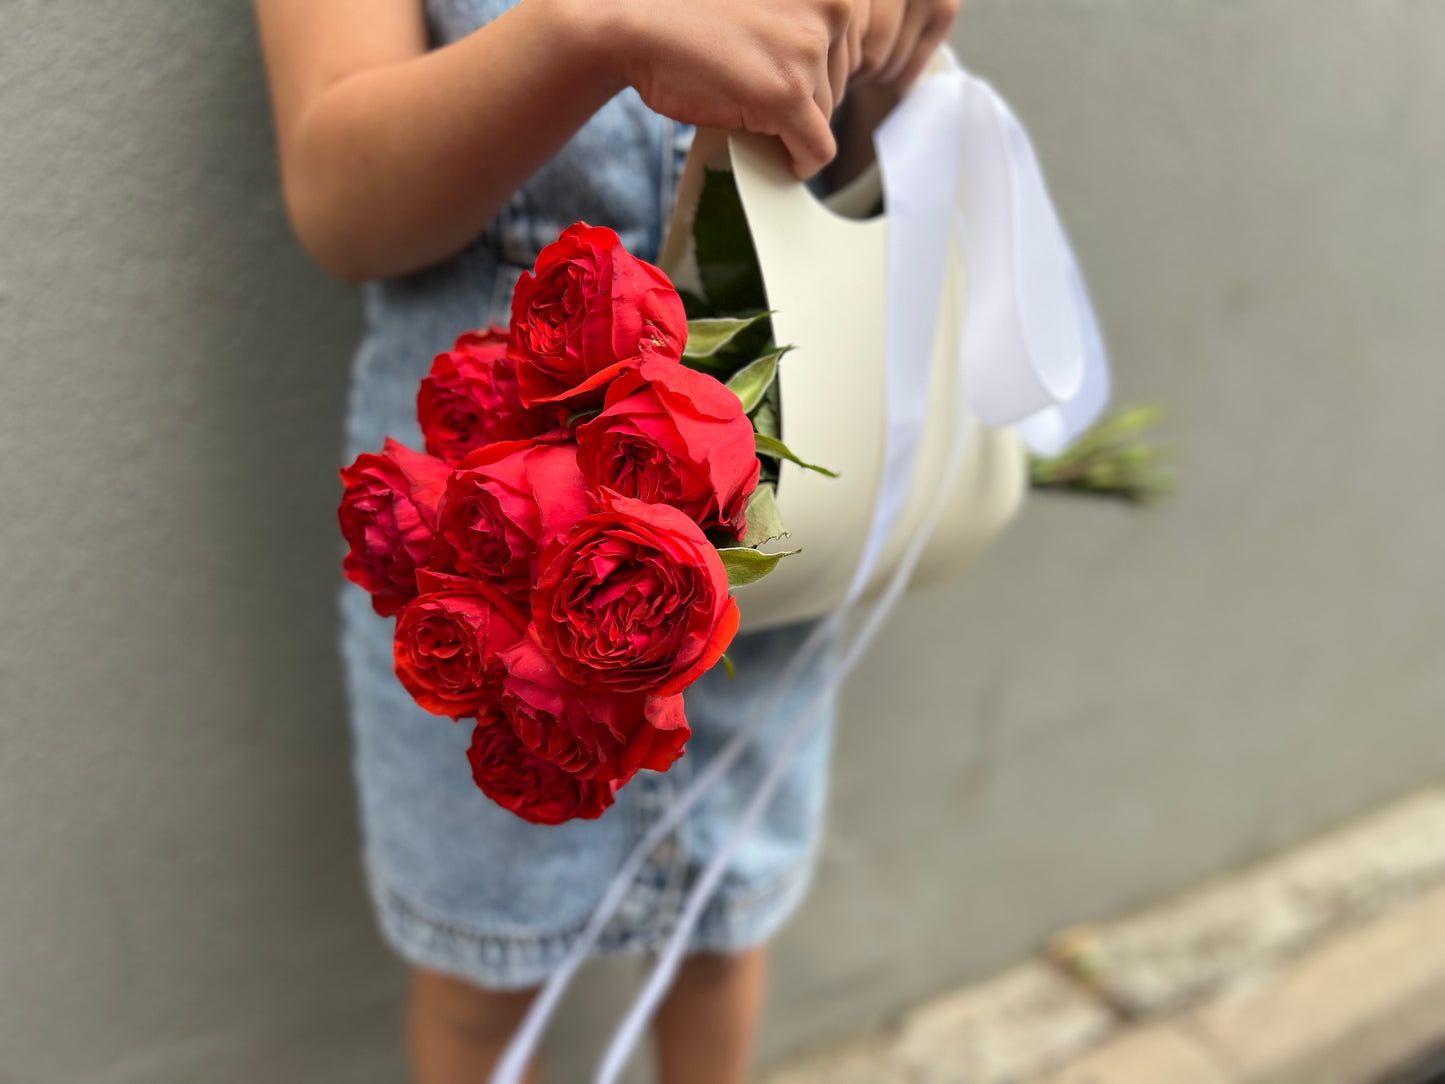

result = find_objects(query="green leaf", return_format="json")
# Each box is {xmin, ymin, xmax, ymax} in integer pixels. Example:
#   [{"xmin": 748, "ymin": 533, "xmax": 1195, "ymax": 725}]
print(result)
[
  {"xmin": 694, "ymin": 168, "xmax": 768, "ymax": 313},
  {"xmin": 684, "ymin": 313, "xmax": 773, "ymax": 359},
  {"xmin": 566, "ymin": 407, "xmax": 602, "ymax": 427},
  {"xmin": 749, "ymin": 382, "xmax": 781, "ymax": 441},
  {"xmin": 750, "ymin": 384, "xmax": 782, "ymax": 486},
  {"xmin": 739, "ymin": 483, "xmax": 789, "ymax": 548},
  {"xmin": 726, "ymin": 348, "xmax": 787, "ymax": 413},
  {"xmin": 1066, "ymin": 404, "xmax": 1167, "ymax": 459},
  {"xmin": 755, "ymin": 433, "xmax": 838, "ymax": 478},
  {"xmin": 722, "ymin": 654, "xmax": 736, "ymax": 680},
  {"xmin": 716, "ymin": 546, "xmax": 802, "ymax": 588}
]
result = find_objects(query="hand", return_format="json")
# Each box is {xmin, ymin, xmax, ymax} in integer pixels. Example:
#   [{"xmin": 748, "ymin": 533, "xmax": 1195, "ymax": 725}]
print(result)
[
  {"xmin": 852, "ymin": 0, "xmax": 961, "ymax": 90},
  {"xmin": 602, "ymin": 0, "xmax": 855, "ymax": 179}
]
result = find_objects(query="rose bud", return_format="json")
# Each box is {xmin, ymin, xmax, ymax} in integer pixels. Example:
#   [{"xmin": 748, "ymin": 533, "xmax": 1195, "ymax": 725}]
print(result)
[
  {"xmin": 577, "ymin": 352, "xmax": 761, "ymax": 539},
  {"xmin": 467, "ymin": 715, "xmax": 617, "ymax": 825},
  {"xmin": 392, "ymin": 580, "xmax": 529, "ymax": 719},
  {"xmin": 498, "ymin": 636, "xmax": 689, "ymax": 783},
  {"xmin": 429, "ymin": 436, "xmax": 589, "ymax": 600},
  {"xmin": 532, "ymin": 492, "xmax": 740, "ymax": 696},
  {"xmin": 418, "ymin": 327, "xmax": 566, "ymax": 464},
  {"xmin": 509, "ymin": 223, "xmax": 687, "ymax": 407},
  {"xmin": 338, "ymin": 438, "xmax": 451, "ymax": 617}
]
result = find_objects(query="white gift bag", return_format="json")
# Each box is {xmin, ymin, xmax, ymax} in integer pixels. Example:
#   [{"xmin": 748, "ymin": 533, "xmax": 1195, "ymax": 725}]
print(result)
[{"xmin": 661, "ymin": 127, "xmax": 1030, "ymax": 632}]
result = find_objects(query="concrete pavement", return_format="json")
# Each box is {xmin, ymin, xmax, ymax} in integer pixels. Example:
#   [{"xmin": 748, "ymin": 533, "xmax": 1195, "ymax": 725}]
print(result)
[{"xmin": 766, "ymin": 788, "xmax": 1445, "ymax": 1084}]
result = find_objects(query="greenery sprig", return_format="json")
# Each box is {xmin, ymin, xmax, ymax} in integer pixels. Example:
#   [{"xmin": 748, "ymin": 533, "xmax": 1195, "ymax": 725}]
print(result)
[{"xmin": 1028, "ymin": 404, "xmax": 1175, "ymax": 504}]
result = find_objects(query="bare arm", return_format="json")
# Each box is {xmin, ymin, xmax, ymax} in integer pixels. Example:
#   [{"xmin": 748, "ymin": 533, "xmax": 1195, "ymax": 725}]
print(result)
[
  {"xmin": 255, "ymin": 0, "xmax": 851, "ymax": 282},
  {"xmin": 255, "ymin": 0, "xmax": 627, "ymax": 281},
  {"xmin": 254, "ymin": 0, "xmax": 960, "ymax": 283}
]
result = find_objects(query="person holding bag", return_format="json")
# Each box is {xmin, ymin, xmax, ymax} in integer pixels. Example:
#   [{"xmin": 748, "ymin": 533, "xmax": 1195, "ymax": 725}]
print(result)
[{"xmin": 254, "ymin": 0, "xmax": 959, "ymax": 1081}]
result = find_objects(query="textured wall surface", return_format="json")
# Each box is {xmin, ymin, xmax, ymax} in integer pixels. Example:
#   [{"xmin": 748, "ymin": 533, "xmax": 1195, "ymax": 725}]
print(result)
[{"xmin": 2, "ymin": 2, "xmax": 1442, "ymax": 1081}]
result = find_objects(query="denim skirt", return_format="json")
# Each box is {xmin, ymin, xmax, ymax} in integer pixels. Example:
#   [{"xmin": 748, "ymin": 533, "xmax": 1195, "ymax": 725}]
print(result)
[
  {"xmin": 342, "ymin": 584, "xmax": 836, "ymax": 988},
  {"xmin": 337, "ymin": 61, "xmax": 838, "ymax": 986}
]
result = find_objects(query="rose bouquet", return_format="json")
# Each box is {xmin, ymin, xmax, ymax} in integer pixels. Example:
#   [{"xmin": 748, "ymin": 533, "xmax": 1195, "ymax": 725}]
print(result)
[{"xmin": 338, "ymin": 223, "xmax": 828, "ymax": 824}]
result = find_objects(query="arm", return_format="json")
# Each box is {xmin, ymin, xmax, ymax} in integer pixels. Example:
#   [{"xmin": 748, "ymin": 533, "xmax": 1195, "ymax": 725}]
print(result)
[
  {"xmin": 255, "ymin": 0, "xmax": 853, "ymax": 282},
  {"xmin": 255, "ymin": 0, "xmax": 625, "ymax": 281}
]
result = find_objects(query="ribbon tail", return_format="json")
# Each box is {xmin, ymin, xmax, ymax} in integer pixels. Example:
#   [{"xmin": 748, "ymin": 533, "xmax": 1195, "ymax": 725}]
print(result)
[
  {"xmin": 1015, "ymin": 239, "xmax": 1112, "ymax": 455},
  {"xmin": 953, "ymin": 71, "xmax": 1110, "ymax": 440}
]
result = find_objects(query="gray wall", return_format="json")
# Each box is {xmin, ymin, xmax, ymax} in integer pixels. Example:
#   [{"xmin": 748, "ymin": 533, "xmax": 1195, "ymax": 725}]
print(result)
[{"xmin": 1, "ymin": 2, "xmax": 1442, "ymax": 1081}]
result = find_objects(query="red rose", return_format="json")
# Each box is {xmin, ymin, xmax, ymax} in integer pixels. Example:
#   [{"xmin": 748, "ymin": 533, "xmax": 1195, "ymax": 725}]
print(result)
[
  {"xmin": 339, "ymin": 438, "xmax": 451, "ymax": 617},
  {"xmin": 498, "ymin": 637, "xmax": 689, "ymax": 783},
  {"xmin": 577, "ymin": 353, "xmax": 761, "ymax": 538},
  {"xmin": 509, "ymin": 223, "xmax": 687, "ymax": 406},
  {"xmin": 393, "ymin": 581, "xmax": 529, "ymax": 719},
  {"xmin": 467, "ymin": 716, "xmax": 616, "ymax": 825},
  {"xmin": 532, "ymin": 492, "xmax": 740, "ymax": 696},
  {"xmin": 418, "ymin": 327, "xmax": 565, "ymax": 464},
  {"xmin": 431, "ymin": 437, "xmax": 589, "ymax": 599}
]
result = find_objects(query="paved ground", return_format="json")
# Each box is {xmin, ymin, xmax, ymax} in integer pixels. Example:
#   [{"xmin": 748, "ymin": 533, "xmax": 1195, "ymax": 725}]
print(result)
[{"xmin": 765, "ymin": 788, "xmax": 1445, "ymax": 1084}]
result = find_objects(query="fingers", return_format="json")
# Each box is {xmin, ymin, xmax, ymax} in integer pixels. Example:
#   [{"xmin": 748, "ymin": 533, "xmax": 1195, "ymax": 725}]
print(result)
[
  {"xmin": 878, "ymin": 0, "xmax": 959, "ymax": 85},
  {"xmin": 813, "ymin": 0, "xmax": 851, "ymax": 166},
  {"xmin": 892, "ymin": 6, "xmax": 955, "ymax": 89},
  {"xmin": 846, "ymin": 0, "xmax": 871, "ymax": 73},
  {"xmin": 746, "ymin": 0, "xmax": 854, "ymax": 178},
  {"xmin": 876, "ymin": 0, "xmax": 931, "ymax": 84},
  {"xmin": 779, "ymin": 97, "xmax": 838, "ymax": 179},
  {"xmin": 857, "ymin": 0, "xmax": 904, "ymax": 79},
  {"xmin": 811, "ymin": 71, "xmax": 834, "ymax": 125},
  {"xmin": 823, "ymin": 0, "xmax": 853, "ymax": 109},
  {"xmin": 828, "ymin": 34, "xmax": 850, "ymax": 109}
]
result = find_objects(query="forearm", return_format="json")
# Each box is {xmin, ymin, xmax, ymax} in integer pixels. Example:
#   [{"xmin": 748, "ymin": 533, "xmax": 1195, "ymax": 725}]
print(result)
[{"xmin": 275, "ymin": 0, "xmax": 624, "ymax": 282}]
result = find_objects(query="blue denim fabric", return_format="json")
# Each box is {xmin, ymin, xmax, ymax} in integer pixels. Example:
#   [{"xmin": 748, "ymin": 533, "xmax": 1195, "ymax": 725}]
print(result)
[{"xmin": 337, "ymin": 0, "xmax": 839, "ymax": 989}]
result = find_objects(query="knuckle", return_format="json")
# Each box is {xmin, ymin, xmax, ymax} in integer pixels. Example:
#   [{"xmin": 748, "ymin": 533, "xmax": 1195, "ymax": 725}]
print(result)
[
  {"xmin": 769, "ymin": 66, "xmax": 808, "ymax": 109},
  {"xmin": 786, "ymin": 62, "xmax": 814, "ymax": 98}
]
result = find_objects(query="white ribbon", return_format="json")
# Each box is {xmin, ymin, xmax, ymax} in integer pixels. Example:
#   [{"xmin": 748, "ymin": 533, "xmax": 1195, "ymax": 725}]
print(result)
[
  {"xmin": 945, "ymin": 51, "xmax": 1108, "ymax": 447},
  {"xmin": 1014, "ymin": 240, "xmax": 1112, "ymax": 455},
  {"xmin": 492, "ymin": 51, "xmax": 1111, "ymax": 1084}
]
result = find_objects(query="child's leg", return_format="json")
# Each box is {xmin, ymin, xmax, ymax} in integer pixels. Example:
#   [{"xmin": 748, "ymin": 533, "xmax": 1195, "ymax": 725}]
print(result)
[
  {"xmin": 408, "ymin": 967, "xmax": 541, "ymax": 1084},
  {"xmin": 407, "ymin": 948, "xmax": 764, "ymax": 1084},
  {"xmin": 654, "ymin": 947, "xmax": 768, "ymax": 1084}
]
